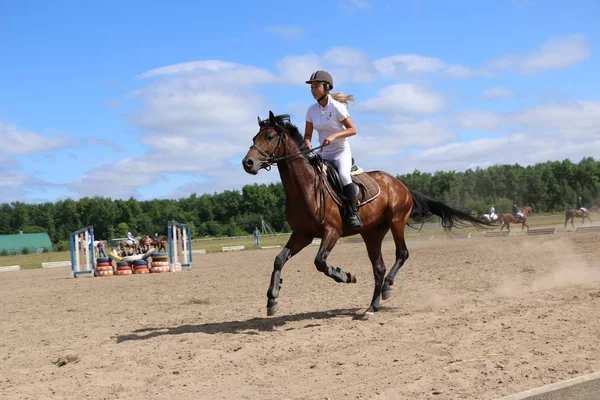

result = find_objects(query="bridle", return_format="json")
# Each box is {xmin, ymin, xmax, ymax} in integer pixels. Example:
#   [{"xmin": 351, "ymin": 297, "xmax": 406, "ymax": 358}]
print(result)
[
  {"xmin": 249, "ymin": 124, "xmax": 329, "ymax": 224},
  {"xmin": 249, "ymin": 125, "xmax": 327, "ymax": 170}
]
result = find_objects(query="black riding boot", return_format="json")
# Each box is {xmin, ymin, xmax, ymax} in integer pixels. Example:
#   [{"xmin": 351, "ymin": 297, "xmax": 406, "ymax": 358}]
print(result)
[{"xmin": 343, "ymin": 183, "xmax": 362, "ymax": 229}]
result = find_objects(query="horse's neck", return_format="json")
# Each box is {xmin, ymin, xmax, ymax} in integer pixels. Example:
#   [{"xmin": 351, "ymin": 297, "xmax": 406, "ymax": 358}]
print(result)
[{"xmin": 277, "ymin": 140, "xmax": 318, "ymax": 206}]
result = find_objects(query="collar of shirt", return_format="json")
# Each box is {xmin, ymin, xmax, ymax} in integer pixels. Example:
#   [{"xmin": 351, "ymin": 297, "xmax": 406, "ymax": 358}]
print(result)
[{"xmin": 317, "ymin": 94, "xmax": 333, "ymax": 109}]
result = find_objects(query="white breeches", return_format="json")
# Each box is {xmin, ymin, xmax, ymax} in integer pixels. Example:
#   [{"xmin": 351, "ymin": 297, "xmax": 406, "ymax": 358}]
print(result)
[{"xmin": 323, "ymin": 148, "xmax": 353, "ymax": 186}]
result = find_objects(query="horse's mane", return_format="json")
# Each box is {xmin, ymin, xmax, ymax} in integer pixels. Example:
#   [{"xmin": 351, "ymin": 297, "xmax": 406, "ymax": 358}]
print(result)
[{"xmin": 259, "ymin": 113, "xmax": 310, "ymax": 158}]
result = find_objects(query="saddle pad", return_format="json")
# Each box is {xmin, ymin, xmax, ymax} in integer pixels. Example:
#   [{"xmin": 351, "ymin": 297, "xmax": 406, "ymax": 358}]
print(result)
[{"xmin": 322, "ymin": 167, "xmax": 381, "ymax": 208}]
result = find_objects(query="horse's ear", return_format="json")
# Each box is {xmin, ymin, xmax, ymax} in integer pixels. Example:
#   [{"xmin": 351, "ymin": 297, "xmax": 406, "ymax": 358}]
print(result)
[
  {"xmin": 257, "ymin": 116, "xmax": 262, "ymax": 126},
  {"xmin": 269, "ymin": 110, "xmax": 276, "ymax": 125}
]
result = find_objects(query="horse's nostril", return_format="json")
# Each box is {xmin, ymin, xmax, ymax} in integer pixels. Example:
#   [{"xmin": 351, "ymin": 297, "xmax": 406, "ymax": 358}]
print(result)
[{"xmin": 245, "ymin": 158, "xmax": 254, "ymax": 167}]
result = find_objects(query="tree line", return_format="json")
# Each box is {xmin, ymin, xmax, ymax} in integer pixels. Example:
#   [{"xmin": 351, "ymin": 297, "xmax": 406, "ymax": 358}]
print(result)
[{"xmin": 1, "ymin": 157, "xmax": 598, "ymax": 249}]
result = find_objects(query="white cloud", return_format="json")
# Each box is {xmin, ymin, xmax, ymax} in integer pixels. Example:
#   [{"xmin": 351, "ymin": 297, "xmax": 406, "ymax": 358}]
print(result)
[
  {"xmin": 276, "ymin": 54, "xmax": 322, "ymax": 85},
  {"xmin": 339, "ymin": 0, "xmax": 373, "ymax": 13},
  {"xmin": 376, "ymin": 35, "xmax": 589, "ymax": 81},
  {"xmin": 488, "ymin": 34, "xmax": 590, "ymax": 74},
  {"xmin": 139, "ymin": 60, "xmax": 238, "ymax": 78},
  {"xmin": 73, "ymin": 60, "xmax": 269, "ymax": 198},
  {"xmin": 64, "ymin": 41, "xmax": 598, "ymax": 200},
  {"xmin": 390, "ymin": 134, "xmax": 600, "ymax": 176},
  {"xmin": 374, "ymin": 54, "xmax": 493, "ymax": 79},
  {"xmin": 133, "ymin": 90, "xmax": 263, "ymax": 137},
  {"xmin": 352, "ymin": 120, "xmax": 457, "ymax": 159},
  {"xmin": 442, "ymin": 65, "xmax": 472, "ymax": 78},
  {"xmin": 455, "ymin": 101, "xmax": 600, "ymax": 139},
  {"xmin": 265, "ymin": 25, "xmax": 304, "ymax": 39},
  {"xmin": 457, "ymin": 110, "xmax": 501, "ymax": 131},
  {"xmin": 374, "ymin": 54, "xmax": 446, "ymax": 75},
  {"xmin": 481, "ymin": 87, "xmax": 516, "ymax": 99},
  {"xmin": 323, "ymin": 47, "xmax": 377, "ymax": 84},
  {"xmin": 509, "ymin": 101, "xmax": 600, "ymax": 138},
  {"xmin": 0, "ymin": 170, "xmax": 32, "ymax": 187},
  {"xmin": 83, "ymin": 138, "xmax": 125, "ymax": 152},
  {"xmin": 137, "ymin": 60, "xmax": 276, "ymax": 90},
  {"xmin": 276, "ymin": 48, "xmax": 377, "ymax": 86},
  {"xmin": 358, "ymin": 83, "xmax": 447, "ymax": 115},
  {"xmin": 375, "ymin": 100, "xmax": 600, "ymax": 175},
  {"xmin": 0, "ymin": 121, "xmax": 73, "ymax": 155},
  {"xmin": 410, "ymin": 134, "xmax": 527, "ymax": 165}
]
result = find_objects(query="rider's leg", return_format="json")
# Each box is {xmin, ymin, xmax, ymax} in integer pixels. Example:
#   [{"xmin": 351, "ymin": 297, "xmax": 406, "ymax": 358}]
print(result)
[{"xmin": 331, "ymin": 150, "xmax": 362, "ymax": 229}]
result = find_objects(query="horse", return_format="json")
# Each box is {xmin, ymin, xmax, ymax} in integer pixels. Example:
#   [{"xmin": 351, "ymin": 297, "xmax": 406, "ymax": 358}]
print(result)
[
  {"xmin": 479, "ymin": 213, "xmax": 499, "ymax": 223},
  {"xmin": 564, "ymin": 208, "xmax": 593, "ymax": 229},
  {"xmin": 241, "ymin": 112, "xmax": 496, "ymax": 316},
  {"xmin": 497, "ymin": 206, "xmax": 533, "ymax": 232},
  {"xmin": 148, "ymin": 235, "xmax": 168, "ymax": 251},
  {"xmin": 117, "ymin": 237, "xmax": 140, "ymax": 254}
]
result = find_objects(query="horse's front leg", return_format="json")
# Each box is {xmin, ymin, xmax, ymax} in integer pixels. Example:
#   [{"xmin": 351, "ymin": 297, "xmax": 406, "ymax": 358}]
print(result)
[
  {"xmin": 266, "ymin": 232, "xmax": 313, "ymax": 316},
  {"xmin": 314, "ymin": 227, "xmax": 357, "ymax": 284}
]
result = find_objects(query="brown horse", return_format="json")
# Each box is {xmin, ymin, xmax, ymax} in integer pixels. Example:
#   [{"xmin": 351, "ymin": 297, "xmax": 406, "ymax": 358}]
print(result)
[
  {"xmin": 242, "ymin": 112, "xmax": 495, "ymax": 316},
  {"xmin": 150, "ymin": 235, "xmax": 168, "ymax": 251},
  {"xmin": 564, "ymin": 208, "xmax": 593, "ymax": 228},
  {"xmin": 498, "ymin": 206, "xmax": 533, "ymax": 232}
]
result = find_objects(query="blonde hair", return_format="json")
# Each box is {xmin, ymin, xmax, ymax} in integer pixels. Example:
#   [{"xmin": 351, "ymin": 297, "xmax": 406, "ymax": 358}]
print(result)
[{"xmin": 330, "ymin": 92, "xmax": 355, "ymax": 105}]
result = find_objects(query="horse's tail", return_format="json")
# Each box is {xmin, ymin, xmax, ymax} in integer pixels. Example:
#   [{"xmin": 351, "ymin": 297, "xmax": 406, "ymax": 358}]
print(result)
[{"xmin": 409, "ymin": 190, "xmax": 496, "ymax": 230}]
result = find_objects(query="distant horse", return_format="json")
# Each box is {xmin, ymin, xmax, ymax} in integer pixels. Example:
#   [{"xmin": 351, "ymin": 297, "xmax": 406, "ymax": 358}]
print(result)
[
  {"xmin": 498, "ymin": 206, "xmax": 533, "ymax": 232},
  {"xmin": 479, "ymin": 213, "xmax": 499, "ymax": 223},
  {"xmin": 118, "ymin": 237, "xmax": 140, "ymax": 253},
  {"xmin": 241, "ymin": 112, "xmax": 496, "ymax": 316},
  {"xmin": 151, "ymin": 235, "xmax": 168, "ymax": 251},
  {"xmin": 564, "ymin": 208, "xmax": 593, "ymax": 229}
]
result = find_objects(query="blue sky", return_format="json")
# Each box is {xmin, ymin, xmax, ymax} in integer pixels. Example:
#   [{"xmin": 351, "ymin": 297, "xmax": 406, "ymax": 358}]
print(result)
[{"xmin": 1, "ymin": 0, "xmax": 599, "ymax": 203}]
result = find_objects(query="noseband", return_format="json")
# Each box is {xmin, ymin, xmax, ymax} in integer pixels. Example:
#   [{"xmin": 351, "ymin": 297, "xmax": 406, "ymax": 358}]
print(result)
[
  {"xmin": 249, "ymin": 127, "xmax": 286, "ymax": 170},
  {"xmin": 249, "ymin": 125, "xmax": 327, "ymax": 170}
]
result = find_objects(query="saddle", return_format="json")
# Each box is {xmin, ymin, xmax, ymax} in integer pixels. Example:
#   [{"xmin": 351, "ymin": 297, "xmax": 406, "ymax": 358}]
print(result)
[
  {"xmin": 311, "ymin": 155, "xmax": 381, "ymax": 210},
  {"xmin": 515, "ymin": 212, "xmax": 524, "ymax": 221}
]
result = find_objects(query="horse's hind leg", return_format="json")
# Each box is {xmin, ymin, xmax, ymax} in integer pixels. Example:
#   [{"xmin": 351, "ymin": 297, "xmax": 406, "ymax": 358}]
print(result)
[
  {"xmin": 314, "ymin": 227, "xmax": 357, "ymax": 284},
  {"xmin": 361, "ymin": 224, "xmax": 389, "ymax": 313},
  {"xmin": 382, "ymin": 216, "xmax": 411, "ymax": 301},
  {"xmin": 266, "ymin": 231, "xmax": 313, "ymax": 316}
]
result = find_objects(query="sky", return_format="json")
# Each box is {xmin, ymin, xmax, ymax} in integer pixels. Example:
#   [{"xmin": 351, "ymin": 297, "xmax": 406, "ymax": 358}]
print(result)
[{"xmin": 1, "ymin": 0, "xmax": 599, "ymax": 204}]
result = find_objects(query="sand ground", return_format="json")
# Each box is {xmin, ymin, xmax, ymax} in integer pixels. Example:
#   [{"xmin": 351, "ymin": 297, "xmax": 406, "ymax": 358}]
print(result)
[{"xmin": 2, "ymin": 230, "xmax": 600, "ymax": 400}]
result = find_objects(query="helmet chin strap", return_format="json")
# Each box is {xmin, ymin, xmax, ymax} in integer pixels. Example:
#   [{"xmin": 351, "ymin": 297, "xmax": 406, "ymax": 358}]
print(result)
[{"xmin": 317, "ymin": 86, "xmax": 329, "ymax": 105}]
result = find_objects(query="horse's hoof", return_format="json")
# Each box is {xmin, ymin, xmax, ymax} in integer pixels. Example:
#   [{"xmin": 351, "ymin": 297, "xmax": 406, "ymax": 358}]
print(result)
[
  {"xmin": 267, "ymin": 304, "xmax": 278, "ymax": 316},
  {"xmin": 347, "ymin": 273, "xmax": 357, "ymax": 284},
  {"xmin": 382, "ymin": 289, "xmax": 392, "ymax": 300},
  {"xmin": 366, "ymin": 304, "xmax": 380, "ymax": 313}
]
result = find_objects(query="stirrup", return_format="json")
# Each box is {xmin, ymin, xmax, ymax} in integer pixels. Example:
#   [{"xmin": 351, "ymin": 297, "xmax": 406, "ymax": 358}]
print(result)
[{"xmin": 347, "ymin": 214, "xmax": 362, "ymax": 228}]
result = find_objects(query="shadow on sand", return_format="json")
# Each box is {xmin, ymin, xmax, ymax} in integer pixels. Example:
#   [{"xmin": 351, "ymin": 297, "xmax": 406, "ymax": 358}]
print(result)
[{"xmin": 115, "ymin": 308, "xmax": 368, "ymax": 343}]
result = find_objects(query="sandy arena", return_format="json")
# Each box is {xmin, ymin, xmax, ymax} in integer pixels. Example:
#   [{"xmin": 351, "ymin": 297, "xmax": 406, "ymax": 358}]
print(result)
[{"xmin": 2, "ymin": 230, "xmax": 600, "ymax": 399}]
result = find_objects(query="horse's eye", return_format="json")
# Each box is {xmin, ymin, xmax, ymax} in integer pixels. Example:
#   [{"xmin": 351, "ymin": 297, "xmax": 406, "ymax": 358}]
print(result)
[{"xmin": 266, "ymin": 135, "xmax": 273, "ymax": 141}]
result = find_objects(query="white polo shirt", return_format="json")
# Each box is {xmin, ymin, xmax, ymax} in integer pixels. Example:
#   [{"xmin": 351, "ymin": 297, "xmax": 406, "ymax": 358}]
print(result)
[{"xmin": 306, "ymin": 94, "xmax": 351, "ymax": 156}]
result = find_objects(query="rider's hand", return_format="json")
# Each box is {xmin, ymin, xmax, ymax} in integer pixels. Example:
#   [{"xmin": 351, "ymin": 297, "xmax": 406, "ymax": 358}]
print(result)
[{"xmin": 323, "ymin": 134, "xmax": 336, "ymax": 146}]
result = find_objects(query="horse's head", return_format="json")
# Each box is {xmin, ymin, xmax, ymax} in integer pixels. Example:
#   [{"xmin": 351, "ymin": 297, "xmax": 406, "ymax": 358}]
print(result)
[
  {"xmin": 522, "ymin": 206, "xmax": 533, "ymax": 216},
  {"xmin": 242, "ymin": 111, "xmax": 289, "ymax": 175}
]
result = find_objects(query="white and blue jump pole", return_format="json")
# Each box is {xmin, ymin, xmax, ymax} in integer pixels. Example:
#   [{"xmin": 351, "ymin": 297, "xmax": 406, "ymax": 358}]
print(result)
[{"xmin": 70, "ymin": 226, "xmax": 95, "ymax": 278}]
